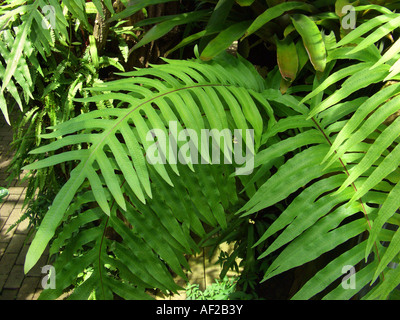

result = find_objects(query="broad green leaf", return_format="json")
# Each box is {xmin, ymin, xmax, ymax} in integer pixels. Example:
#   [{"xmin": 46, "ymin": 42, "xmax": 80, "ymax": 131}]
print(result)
[
  {"xmin": 353, "ymin": 4, "xmax": 393, "ymax": 15},
  {"xmin": 108, "ymin": 0, "xmax": 178, "ymax": 22},
  {"xmin": 50, "ymin": 207, "xmax": 103, "ymax": 255},
  {"xmin": 166, "ymin": 30, "xmax": 207, "ymax": 56},
  {"xmin": 63, "ymin": 0, "xmax": 92, "ymax": 31},
  {"xmin": 89, "ymin": 35, "xmax": 99, "ymax": 68},
  {"xmin": 275, "ymin": 35, "xmax": 298, "ymax": 82},
  {"xmin": 132, "ymin": 10, "xmax": 210, "ymax": 51},
  {"xmin": 264, "ymin": 91, "xmax": 309, "ymax": 115},
  {"xmin": 123, "ymin": 201, "xmax": 188, "ymax": 280},
  {"xmin": 91, "ymin": 0, "xmax": 105, "ymax": 18},
  {"xmin": 262, "ymin": 187, "xmax": 354, "ymax": 257},
  {"xmin": 23, "ymin": 150, "xmax": 88, "ymax": 170},
  {"xmin": 105, "ymin": 277, "xmax": 152, "ymax": 300},
  {"xmin": 227, "ymin": 86, "xmax": 263, "ymax": 148},
  {"xmin": 38, "ymin": 250, "xmax": 97, "ymax": 300},
  {"xmin": 0, "ymin": 93, "xmax": 9, "ymax": 125},
  {"xmin": 199, "ymin": 0, "xmax": 235, "ymax": 52},
  {"xmin": 236, "ymin": 0, "xmax": 255, "ymax": 6},
  {"xmin": 200, "ymin": 21, "xmax": 252, "ymax": 61},
  {"xmin": 292, "ymin": 241, "xmax": 368, "ymax": 300},
  {"xmin": 0, "ymin": 36, "xmax": 33, "ymax": 102},
  {"xmin": 86, "ymin": 168, "xmax": 112, "ymax": 215},
  {"xmin": 320, "ymin": 97, "xmax": 367, "ymax": 128},
  {"xmin": 291, "ymin": 14, "xmax": 326, "ymax": 72}
]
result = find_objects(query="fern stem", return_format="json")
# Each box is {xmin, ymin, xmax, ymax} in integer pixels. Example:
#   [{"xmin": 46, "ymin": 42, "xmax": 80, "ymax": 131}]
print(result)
[
  {"xmin": 98, "ymin": 179, "xmax": 127, "ymax": 299},
  {"xmin": 99, "ymin": 216, "xmax": 109, "ymax": 299},
  {"xmin": 310, "ymin": 117, "xmax": 385, "ymax": 281}
]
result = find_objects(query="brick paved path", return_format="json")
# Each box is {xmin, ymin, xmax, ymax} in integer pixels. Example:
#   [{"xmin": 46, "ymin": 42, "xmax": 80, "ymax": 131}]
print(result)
[{"xmin": 0, "ymin": 114, "xmax": 48, "ymax": 300}]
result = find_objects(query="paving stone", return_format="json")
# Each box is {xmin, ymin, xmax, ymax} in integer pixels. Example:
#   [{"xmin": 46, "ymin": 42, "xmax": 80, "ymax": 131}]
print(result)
[
  {"xmin": 8, "ymin": 187, "xmax": 25, "ymax": 195},
  {"xmin": 32, "ymin": 288, "xmax": 43, "ymax": 300},
  {"xmin": 15, "ymin": 179, "xmax": 29, "ymax": 187},
  {"xmin": 0, "ymin": 201, "xmax": 15, "ymax": 217},
  {"xmin": 14, "ymin": 198, "xmax": 25, "ymax": 209},
  {"xmin": 5, "ymin": 207, "xmax": 23, "ymax": 226},
  {"xmin": 0, "ymin": 173, "xmax": 8, "ymax": 182},
  {"xmin": 5, "ymin": 234, "xmax": 26, "ymax": 254},
  {"xmin": 0, "ymin": 241, "xmax": 8, "ymax": 256},
  {"xmin": 0, "ymin": 274, "xmax": 7, "ymax": 291},
  {"xmin": 16, "ymin": 244, "xmax": 29, "ymax": 265},
  {"xmin": 0, "ymin": 253, "xmax": 18, "ymax": 275},
  {"xmin": 0, "ymin": 159, "xmax": 12, "ymax": 170},
  {"xmin": 0, "ymin": 288, "xmax": 18, "ymax": 300},
  {"xmin": 15, "ymin": 219, "xmax": 30, "ymax": 235},
  {"xmin": 4, "ymin": 193, "xmax": 20, "ymax": 203},
  {"xmin": 17, "ymin": 277, "xmax": 41, "ymax": 300},
  {"xmin": 0, "ymin": 223, "xmax": 15, "ymax": 243},
  {"xmin": 10, "ymin": 180, "xmax": 19, "ymax": 187},
  {"xmin": 4, "ymin": 265, "xmax": 25, "ymax": 289},
  {"xmin": 0, "ymin": 118, "xmax": 33, "ymax": 297},
  {"xmin": 0, "ymin": 217, "xmax": 5, "ymax": 231}
]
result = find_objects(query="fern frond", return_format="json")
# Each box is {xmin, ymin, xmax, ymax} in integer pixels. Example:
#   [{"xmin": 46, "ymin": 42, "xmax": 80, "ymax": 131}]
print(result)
[
  {"xmin": 243, "ymin": 36, "xmax": 400, "ymax": 297},
  {"xmin": 0, "ymin": 0, "xmax": 67, "ymax": 123},
  {"xmin": 22, "ymin": 55, "xmax": 269, "ymax": 296}
]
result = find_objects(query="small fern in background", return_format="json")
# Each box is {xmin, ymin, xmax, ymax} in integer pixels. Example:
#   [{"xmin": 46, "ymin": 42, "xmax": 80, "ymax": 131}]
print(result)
[
  {"xmin": 185, "ymin": 277, "xmax": 239, "ymax": 300},
  {"xmin": 7, "ymin": 38, "xmax": 124, "ymax": 229},
  {"xmin": 3, "ymin": 0, "xmax": 125, "ymax": 233}
]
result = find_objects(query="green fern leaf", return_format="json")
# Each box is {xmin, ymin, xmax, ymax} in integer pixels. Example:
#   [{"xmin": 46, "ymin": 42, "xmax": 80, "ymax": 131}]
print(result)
[{"xmin": 22, "ymin": 56, "xmax": 268, "ymax": 281}]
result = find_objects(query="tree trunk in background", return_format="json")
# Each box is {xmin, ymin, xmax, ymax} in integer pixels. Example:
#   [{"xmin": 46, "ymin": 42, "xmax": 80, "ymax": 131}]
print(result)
[
  {"xmin": 113, "ymin": 1, "xmax": 181, "ymax": 69},
  {"xmin": 93, "ymin": 0, "xmax": 111, "ymax": 53}
]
